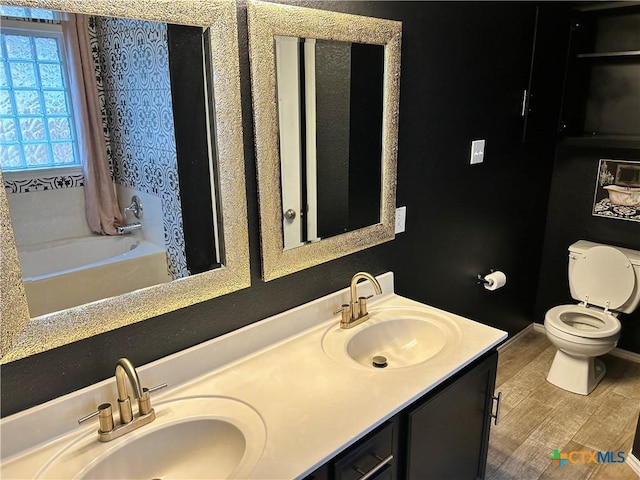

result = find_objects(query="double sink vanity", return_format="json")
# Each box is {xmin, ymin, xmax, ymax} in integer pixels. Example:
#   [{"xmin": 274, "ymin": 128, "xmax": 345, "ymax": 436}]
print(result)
[
  {"xmin": 0, "ymin": 1, "xmax": 507, "ymax": 477},
  {"xmin": 1, "ymin": 273, "xmax": 506, "ymax": 479}
]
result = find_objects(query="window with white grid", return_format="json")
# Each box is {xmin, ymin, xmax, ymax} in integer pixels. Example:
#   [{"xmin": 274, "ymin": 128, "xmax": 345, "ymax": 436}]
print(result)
[{"xmin": 0, "ymin": 8, "xmax": 80, "ymax": 174}]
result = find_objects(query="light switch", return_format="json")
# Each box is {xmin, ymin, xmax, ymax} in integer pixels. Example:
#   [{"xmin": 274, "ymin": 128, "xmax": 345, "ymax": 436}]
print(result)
[
  {"xmin": 395, "ymin": 206, "xmax": 406, "ymax": 234},
  {"xmin": 470, "ymin": 139, "xmax": 485, "ymax": 165}
]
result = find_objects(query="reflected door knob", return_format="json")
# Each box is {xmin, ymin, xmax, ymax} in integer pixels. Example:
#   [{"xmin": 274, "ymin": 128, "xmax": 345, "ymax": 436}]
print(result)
[{"xmin": 284, "ymin": 209, "xmax": 296, "ymax": 220}]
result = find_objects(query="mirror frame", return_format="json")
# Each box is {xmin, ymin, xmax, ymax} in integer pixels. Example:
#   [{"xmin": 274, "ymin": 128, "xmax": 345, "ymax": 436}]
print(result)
[
  {"xmin": 247, "ymin": 0, "xmax": 401, "ymax": 281},
  {"xmin": 0, "ymin": 0, "xmax": 250, "ymax": 362}
]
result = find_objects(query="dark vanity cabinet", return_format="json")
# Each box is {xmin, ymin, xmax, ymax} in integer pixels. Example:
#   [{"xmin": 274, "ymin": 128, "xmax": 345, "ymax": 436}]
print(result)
[
  {"xmin": 404, "ymin": 351, "xmax": 498, "ymax": 479},
  {"xmin": 304, "ymin": 419, "xmax": 399, "ymax": 480},
  {"xmin": 333, "ymin": 420, "xmax": 398, "ymax": 480},
  {"xmin": 303, "ymin": 351, "xmax": 499, "ymax": 480}
]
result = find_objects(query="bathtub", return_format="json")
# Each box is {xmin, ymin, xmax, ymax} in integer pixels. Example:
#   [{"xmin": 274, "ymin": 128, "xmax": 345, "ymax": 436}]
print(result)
[
  {"xmin": 19, "ymin": 235, "xmax": 172, "ymax": 317},
  {"xmin": 604, "ymin": 185, "xmax": 640, "ymax": 207}
]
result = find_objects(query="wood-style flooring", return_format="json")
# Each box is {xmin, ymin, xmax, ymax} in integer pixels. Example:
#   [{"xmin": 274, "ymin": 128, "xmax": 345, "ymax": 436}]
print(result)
[{"xmin": 487, "ymin": 328, "xmax": 640, "ymax": 480}]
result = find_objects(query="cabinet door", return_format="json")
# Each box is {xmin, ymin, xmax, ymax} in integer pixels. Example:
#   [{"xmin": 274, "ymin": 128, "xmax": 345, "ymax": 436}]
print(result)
[
  {"xmin": 405, "ymin": 352, "xmax": 498, "ymax": 480},
  {"xmin": 522, "ymin": 4, "xmax": 572, "ymax": 143}
]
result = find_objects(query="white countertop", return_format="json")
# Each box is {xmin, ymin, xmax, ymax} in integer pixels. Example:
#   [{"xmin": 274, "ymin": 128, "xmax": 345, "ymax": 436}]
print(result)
[{"xmin": 0, "ymin": 272, "xmax": 507, "ymax": 479}]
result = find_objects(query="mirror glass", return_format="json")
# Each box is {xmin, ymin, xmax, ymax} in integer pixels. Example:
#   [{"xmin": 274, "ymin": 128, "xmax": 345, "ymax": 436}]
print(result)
[
  {"xmin": 1, "ymin": 6, "xmax": 221, "ymax": 316},
  {"xmin": 247, "ymin": 0, "xmax": 401, "ymax": 280},
  {"xmin": 0, "ymin": 0, "xmax": 249, "ymax": 362},
  {"xmin": 275, "ymin": 37, "xmax": 384, "ymax": 250}
]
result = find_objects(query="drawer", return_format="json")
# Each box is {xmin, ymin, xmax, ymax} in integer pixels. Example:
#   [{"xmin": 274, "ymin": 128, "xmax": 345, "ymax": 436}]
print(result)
[{"xmin": 334, "ymin": 421, "xmax": 395, "ymax": 480}]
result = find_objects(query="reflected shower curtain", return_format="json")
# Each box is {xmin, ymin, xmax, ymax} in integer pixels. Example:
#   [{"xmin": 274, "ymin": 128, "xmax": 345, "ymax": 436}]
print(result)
[{"xmin": 62, "ymin": 13, "xmax": 123, "ymax": 235}]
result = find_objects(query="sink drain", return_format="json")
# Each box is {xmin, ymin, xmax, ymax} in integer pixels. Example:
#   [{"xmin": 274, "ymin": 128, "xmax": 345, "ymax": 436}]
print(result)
[{"xmin": 372, "ymin": 355, "xmax": 388, "ymax": 368}]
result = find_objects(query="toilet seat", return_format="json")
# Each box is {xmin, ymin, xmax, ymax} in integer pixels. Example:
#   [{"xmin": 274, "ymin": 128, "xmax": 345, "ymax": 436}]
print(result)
[{"xmin": 545, "ymin": 304, "xmax": 621, "ymax": 339}]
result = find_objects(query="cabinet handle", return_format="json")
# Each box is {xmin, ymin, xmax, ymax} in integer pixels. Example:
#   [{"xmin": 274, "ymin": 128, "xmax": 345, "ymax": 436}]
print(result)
[
  {"xmin": 490, "ymin": 391, "xmax": 502, "ymax": 426},
  {"xmin": 520, "ymin": 89, "xmax": 528, "ymax": 117},
  {"xmin": 352, "ymin": 454, "xmax": 393, "ymax": 480}
]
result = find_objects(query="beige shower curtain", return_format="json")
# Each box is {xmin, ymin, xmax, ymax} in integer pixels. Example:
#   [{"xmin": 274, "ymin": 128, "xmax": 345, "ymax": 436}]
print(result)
[{"xmin": 62, "ymin": 13, "xmax": 123, "ymax": 235}]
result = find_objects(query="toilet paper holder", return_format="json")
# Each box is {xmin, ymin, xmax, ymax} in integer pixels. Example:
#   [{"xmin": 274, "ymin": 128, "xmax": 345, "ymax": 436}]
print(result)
[
  {"xmin": 477, "ymin": 270, "xmax": 507, "ymax": 290},
  {"xmin": 477, "ymin": 269, "xmax": 495, "ymax": 286}
]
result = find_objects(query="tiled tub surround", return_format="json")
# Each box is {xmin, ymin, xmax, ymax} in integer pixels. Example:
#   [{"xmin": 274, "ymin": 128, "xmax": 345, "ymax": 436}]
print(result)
[
  {"xmin": 6, "ymin": 187, "xmax": 92, "ymax": 245},
  {"xmin": 4, "ymin": 17, "xmax": 188, "ymax": 279},
  {"xmin": 94, "ymin": 17, "xmax": 188, "ymax": 279},
  {"xmin": 0, "ymin": 273, "xmax": 506, "ymax": 479}
]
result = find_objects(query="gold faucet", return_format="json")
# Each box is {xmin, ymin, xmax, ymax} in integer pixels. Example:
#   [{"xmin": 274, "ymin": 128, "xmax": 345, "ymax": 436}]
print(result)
[
  {"xmin": 338, "ymin": 272, "xmax": 383, "ymax": 329},
  {"xmin": 78, "ymin": 358, "xmax": 167, "ymax": 442}
]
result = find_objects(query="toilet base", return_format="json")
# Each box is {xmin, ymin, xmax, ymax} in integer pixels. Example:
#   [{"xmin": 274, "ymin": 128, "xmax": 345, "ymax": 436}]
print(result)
[{"xmin": 546, "ymin": 350, "xmax": 606, "ymax": 395}]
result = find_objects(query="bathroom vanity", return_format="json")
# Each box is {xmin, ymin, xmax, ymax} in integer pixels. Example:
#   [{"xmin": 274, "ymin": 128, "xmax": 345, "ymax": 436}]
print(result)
[
  {"xmin": 304, "ymin": 351, "xmax": 498, "ymax": 479},
  {"xmin": 0, "ymin": 273, "xmax": 506, "ymax": 479}
]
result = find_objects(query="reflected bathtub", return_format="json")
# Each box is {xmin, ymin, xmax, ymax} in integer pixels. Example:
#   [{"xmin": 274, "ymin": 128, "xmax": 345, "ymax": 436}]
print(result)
[{"xmin": 18, "ymin": 235, "xmax": 171, "ymax": 317}]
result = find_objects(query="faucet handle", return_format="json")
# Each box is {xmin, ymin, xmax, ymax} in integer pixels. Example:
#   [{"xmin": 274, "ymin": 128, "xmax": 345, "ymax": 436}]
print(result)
[
  {"xmin": 78, "ymin": 403, "xmax": 115, "ymax": 433},
  {"xmin": 147, "ymin": 383, "xmax": 168, "ymax": 394},
  {"xmin": 333, "ymin": 303, "xmax": 349, "ymax": 315},
  {"xmin": 138, "ymin": 383, "xmax": 168, "ymax": 416},
  {"xmin": 334, "ymin": 303, "xmax": 352, "ymax": 327},
  {"xmin": 123, "ymin": 195, "xmax": 143, "ymax": 219},
  {"xmin": 358, "ymin": 296, "xmax": 373, "ymax": 318}
]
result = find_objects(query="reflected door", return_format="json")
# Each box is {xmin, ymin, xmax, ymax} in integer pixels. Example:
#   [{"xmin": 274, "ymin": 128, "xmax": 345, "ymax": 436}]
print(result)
[{"xmin": 276, "ymin": 36, "xmax": 384, "ymax": 250}]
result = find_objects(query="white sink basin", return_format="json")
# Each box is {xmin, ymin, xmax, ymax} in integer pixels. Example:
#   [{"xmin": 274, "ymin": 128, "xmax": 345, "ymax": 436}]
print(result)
[
  {"xmin": 35, "ymin": 397, "xmax": 266, "ymax": 480},
  {"xmin": 322, "ymin": 306, "xmax": 462, "ymax": 369}
]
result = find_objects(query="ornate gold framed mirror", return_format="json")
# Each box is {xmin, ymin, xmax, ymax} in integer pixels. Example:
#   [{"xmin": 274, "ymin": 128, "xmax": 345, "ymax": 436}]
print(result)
[
  {"xmin": 247, "ymin": 0, "xmax": 401, "ymax": 281},
  {"xmin": 0, "ymin": 0, "xmax": 249, "ymax": 362}
]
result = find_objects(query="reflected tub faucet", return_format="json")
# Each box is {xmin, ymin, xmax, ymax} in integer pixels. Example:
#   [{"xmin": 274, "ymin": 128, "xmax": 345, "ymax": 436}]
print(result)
[
  {"xmin": 119, "ymin": 195, "xmax": 144, "ymax": 235},
  {"xmin": 116, "ymin": 222, "xmax": 142, "ymax": 235},
  {"xmin": 123, "ymin": 195, "xmax": 143, "ymax": 219}
]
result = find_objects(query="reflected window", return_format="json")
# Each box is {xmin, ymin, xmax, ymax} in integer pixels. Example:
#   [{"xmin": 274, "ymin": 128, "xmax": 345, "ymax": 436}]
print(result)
[{"xmin": 0, "ymin": 8, "xmax": 79, "ymax": 172}]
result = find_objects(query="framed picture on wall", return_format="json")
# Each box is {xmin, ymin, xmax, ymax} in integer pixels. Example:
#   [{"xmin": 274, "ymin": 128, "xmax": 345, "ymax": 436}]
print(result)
[{"xmin": 593, "ymin": 159, "xmax": 640, "ymax": 222}]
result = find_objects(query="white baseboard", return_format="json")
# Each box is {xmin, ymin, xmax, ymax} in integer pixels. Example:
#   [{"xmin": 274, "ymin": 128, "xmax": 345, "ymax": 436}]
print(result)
[
  {"xmin": 531, "ymin": 322, "xmax": 640, "ymax": 364},
  {"xmin": 610, "ymin": 347, "xmax": 640, "ymax": 364},
  {"xmin": 626, "ymin": 452, "xmax": 640, "ymax": 476},
  {"xmin": 497, "ymin": 324, "xmax": 534, "ymax": 353}
]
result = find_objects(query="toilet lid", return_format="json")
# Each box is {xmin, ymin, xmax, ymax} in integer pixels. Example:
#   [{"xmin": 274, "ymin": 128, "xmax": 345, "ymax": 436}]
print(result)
[{"xmin": 571, "ymin": 246, "xmax": 635, "ymax": 310}]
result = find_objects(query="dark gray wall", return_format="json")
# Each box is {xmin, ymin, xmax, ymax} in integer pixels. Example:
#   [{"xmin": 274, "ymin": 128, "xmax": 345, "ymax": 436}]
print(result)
[
  {"xmin": 1, "ymin": 1, "xmax": 557, "ymax": 417},
  {"xmin": 387, "ymin": 1, "xmax": 553, "ymax": 335},
  {"xmin": 535, "ymin": 144, "xmax": 640, "ymax": 353}
]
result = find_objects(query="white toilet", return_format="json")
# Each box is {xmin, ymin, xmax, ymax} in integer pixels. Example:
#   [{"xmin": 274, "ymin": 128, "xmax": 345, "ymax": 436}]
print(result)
[{"xmin": 544, "ymin": 240, "xmax": 640, "ymax": 395}]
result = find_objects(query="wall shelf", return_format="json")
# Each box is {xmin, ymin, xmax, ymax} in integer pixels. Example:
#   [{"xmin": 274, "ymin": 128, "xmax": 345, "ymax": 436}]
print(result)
[
  {"xmin": 560, "ymin": 6, "xmax": 640, "ymax": 141},
  {"xmin": 576, "ymin": 50, "xmax": 640, "ymax": 59},
  {"xmin": 562, "ymin": 135, "xmax": 640, "ymax": 150}
]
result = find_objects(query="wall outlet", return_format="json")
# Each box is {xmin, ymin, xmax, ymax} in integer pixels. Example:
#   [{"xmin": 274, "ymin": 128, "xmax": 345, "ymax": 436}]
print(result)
[
  {"xmin": 395, "ymin": 206, "xmax": 406, "ymax": 234},
  {"xmin": 470, "ymin": 139, "xmax": 485, "ymax": 165}
]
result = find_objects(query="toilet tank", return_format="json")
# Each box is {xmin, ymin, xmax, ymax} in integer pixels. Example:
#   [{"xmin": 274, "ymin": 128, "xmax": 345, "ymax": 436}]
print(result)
[{"xmin": 568, "ymin": 240, "xmax": 640, "ymax": 314}]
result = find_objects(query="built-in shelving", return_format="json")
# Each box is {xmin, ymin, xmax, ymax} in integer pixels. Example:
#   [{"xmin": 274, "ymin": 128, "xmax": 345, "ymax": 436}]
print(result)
[
  {"xmin": 560, "ymin": 4, "xmax": 640, "ymax": 142},
  {"xmin": 562, "ymin": 135, "xmax": 640, "ymax": 150},
  {"xmin": 577, "ymin": 2, "xmax": 640, "ymax": 13}
]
